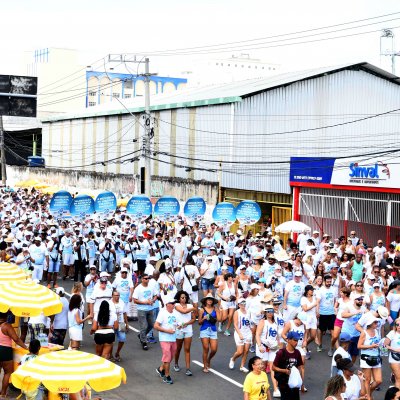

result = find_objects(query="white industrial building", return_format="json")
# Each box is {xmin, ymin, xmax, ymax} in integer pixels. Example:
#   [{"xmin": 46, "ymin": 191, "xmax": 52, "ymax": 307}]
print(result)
[{"xmin": 39, "ymin": 62, "xmax": 400, "ymax": 242}]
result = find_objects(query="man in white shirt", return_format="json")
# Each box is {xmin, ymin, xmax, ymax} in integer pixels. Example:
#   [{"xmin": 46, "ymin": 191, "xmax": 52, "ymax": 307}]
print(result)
[
  {"xmin": 297, "ymin": 230, "xmax": 310, "ymax": 254},
  {"xmin": 373, "ymin": 240, "xmax": 387, "ymax": 265},
  {"xmin": 29, "ymin": 237, "xmax": 47, "ymax": 282}
]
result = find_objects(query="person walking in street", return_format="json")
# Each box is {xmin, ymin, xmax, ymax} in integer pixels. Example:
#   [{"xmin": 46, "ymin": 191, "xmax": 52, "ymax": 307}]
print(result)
[
  {"xmin": 243, "ymin": 356, "xmax": 271, "ymax": 400},
  {"xmin": 110, "ymin": 289, "xmax": 128, "ymax": 362},
  {"xmin": 133, "ymin": 273, "xmax": 158, "ymax": 350},
  {"xmin": 154, "ymin": 298, "xmax": 179, "ymax": 385}
]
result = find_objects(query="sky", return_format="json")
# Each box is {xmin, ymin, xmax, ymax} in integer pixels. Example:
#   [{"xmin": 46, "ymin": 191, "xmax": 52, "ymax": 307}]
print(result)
[{"xmin": 1, "ymin": 0, "xmax": 400, "ymax": 77}]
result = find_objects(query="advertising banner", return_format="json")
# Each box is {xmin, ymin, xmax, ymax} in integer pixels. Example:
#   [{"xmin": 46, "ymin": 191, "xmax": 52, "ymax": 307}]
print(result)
[
  {"xmin": 153, "ymin": 196, "xmax": 180, "ymax": 221},
  {"xmin": 236, "ymin": 200, "xmax": 262, "ymax": 225},
  {"xmin": 183, "ymin": 197, "xmax": 206, "ymax": 222},
  {"xmin": 212, "ymin": 202, "xmax": 237, "ymax": 226},
  {"xmin": 70, "ymin": 194, "xmax": 95, "ymax": 219},
  {"xmin": 49, "ymin": 191, "xmax": 73, "ymax": 218},
  {"xmin": 95, "ymin": 191, "xmax": 117, "ymax": 215},
  {"xmin": 126, "ymin": 195, "xmax": 153, "ymax": 219}
]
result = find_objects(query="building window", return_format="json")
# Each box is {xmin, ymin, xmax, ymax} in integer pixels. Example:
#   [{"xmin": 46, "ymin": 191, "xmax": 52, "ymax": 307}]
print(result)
[
  {"xmin": 89, "ymin": 91, "xmax": 96, "ymax": 96},
  {"xmin": 124, "ymin": 94, "xmax": 132, "ymax": 99},
  {"xmin": 112, "ymin": 93, "xmax": 120, "ymax": 98},
  {"xmin": 88, "ymin": 102, "xmax": 96, "ymax": 107}
]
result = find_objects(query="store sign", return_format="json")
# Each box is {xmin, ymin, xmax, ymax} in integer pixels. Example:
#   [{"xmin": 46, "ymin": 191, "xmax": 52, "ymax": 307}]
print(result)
[{"xmin": 290, "ymin": 157, "xmax": 395, "ymax": 188}]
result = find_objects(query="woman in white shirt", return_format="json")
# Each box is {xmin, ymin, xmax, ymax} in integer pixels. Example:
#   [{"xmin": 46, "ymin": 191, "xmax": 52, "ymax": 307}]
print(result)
[
  {"xmin": 301, "ymin": 285, "xmax": 317, "ymax": 358},
  {"xmin": 387, "ymin": 282, "xmax": 400, "ymax": 325},
  {"xmin": 336, "ymin": 357, "xmax": 366, "ymax": 400},
  {"xmin": 384, "ymin": 317, "xmax": 400, "ymax": 389}
]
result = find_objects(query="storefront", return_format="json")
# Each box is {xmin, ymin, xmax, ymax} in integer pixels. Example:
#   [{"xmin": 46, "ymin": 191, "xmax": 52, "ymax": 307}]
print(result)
[{"xmin": 290, "ymin": 156, "xmax": 400, "ymax": 246}]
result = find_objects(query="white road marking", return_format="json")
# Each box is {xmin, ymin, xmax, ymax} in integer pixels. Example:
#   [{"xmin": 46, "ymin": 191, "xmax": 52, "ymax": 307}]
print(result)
[
  {"xmin": 128, "ymin": 325, "xmax": 139, "ymax": 333},
  {"xmin": 192, "ymin": 360, "xmax": 243, "ymax": 388}
]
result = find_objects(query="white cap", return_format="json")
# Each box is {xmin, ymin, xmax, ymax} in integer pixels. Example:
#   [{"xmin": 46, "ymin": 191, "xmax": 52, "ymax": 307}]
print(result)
[
  {"xmin": 100, "ymin": 271, "xmax": 110, "ymax": 278},
  {"xmin": 313, "ymin": 230, "xmax": 319, "ymax": 234},
  {"xmin": 34, "ymin": 236, "xmax": 42, "ymax": 241},
  {"xmin": 55, "ymin": 287, "xmax": 65, "ymax": 295},
  {"xmin": 120, "ymin": 267, "xmax": 129, "ymax": 272},
  {"xmin": 250, "ymin": 283, "xmax": 259, "ymax": 290},
  {"xmin": 294, "ymin": 271, "xmax": 302, "ymax": 277},
  {"xmin": 367, "ymin": 273, "xmax": 375, "ymax": 280},
  {"xmin": 223, "ymin": 256, "xmax": 231, "ymax": 261}
]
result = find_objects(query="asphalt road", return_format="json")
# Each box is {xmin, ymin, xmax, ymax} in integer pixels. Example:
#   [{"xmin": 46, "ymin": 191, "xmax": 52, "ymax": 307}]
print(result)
[{"xmin": 56, "ymin": 281, "xmax": 393, "ymax": 400}]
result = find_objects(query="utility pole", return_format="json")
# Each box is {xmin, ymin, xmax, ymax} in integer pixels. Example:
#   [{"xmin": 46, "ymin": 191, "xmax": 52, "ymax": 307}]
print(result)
[
  {"xmin": 107, "ymin": 55, "xmax": 156, "ymax": 197},
  {"xmin": 143, "ymin": 58, "xmax": 152, "ymax": 198},
  {"xmin": 0, "ymin": 116, "xmax": 6, "ymax": 186}
]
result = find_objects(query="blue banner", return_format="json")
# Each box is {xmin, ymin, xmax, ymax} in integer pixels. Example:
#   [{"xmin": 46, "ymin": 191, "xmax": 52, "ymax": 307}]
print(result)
[
  {"xmin": 49, "ymin": 191, "xmax": 73, "ymax": 218},
  {"xmin": 70, "ymin": 194, "xmax": 95, "ymax": 219},
  {"xmin": 183, "ymin": 197, "xmax": 206, "ymax": 222},
  {"xmin": 95, "ymin": 191, "xmax": 117, "ymax": 215},
  {"xmin": 126, "ymin": 195, "xmax": 153, "ymax": 219},
  {"xmin": 236, "ymin": 200, "xmax": 262, "ymax": 225},
  {"xmin": 290, "ymin": 157, "xmax": 335, "ymax": 184},
  {"xmin": 153, "ymin": 196, "xmax": 180, "ymax": 221},
  {"xmin": 212, "ymin": 202, "xmax": 237, "ymax": 226}
]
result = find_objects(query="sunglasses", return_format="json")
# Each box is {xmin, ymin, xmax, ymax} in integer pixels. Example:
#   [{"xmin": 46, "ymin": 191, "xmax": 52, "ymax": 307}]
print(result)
[
  {"xmin": 396, "ymin": 324, "xmax": 400, "ymax": 327},
  {"xmin": 356, "ymin": 284, "xmax": 363, "ymax": 287},
  {"xmin": 142, "ymin": 277, "xmax": 149, "ymax": 280}
]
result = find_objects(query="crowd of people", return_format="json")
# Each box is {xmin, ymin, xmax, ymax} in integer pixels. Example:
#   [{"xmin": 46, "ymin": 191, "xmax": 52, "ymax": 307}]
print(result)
[{"xmin": 1, "ymin": 188, "xmax": 400, "ymax": 399}]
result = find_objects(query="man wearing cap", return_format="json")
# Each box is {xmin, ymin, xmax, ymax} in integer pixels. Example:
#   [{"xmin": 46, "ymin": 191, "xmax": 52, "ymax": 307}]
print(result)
[
  {"xmin": 84, "ymin": 266, "xmax": 99, "ymax": 323},
  {"xmin": 341, "ymin": 295, "xmax": 367, "ymax": 363},
  {"xmin": 373, "ymin": 239, "xmax": 386, "ymax": 265},
  {"xmin": 49, "ymin": 287, "xmax": 69, "ymax": 346},
  {"xmin": 112, "ymin": 267, "xmax": 134, "ymax": 313},
  {"xmin": 297, "ymin": 229, "xmax": 310, "ymax": 255},
  {"xmin": 266, "ymin": 265, "xmax": 286, "ymax": 302},
  {"xmin": 349, "ymin": 231, "xmax": 359, "ymax": 247},
  {"xmin": 331, "ymin": 332, "xmax": 352, "ymax": 376},
  {"xmin": 28, "ymin": 236, "xmax": 47, "ymax": 282},
  {"xmin": 154, "ymin": 298, "xmax": 179, "ymax": 384},
  {"xmin": 61, "ymin": 229, "xmax": 75, "ymax": 280},
  {"xmin": 136, "ymin": 234, "xmax": 152, "ymax": 274},
  {"xmin": 88, "ymin": 272, "xmax": 113, "ymax": 321},
  {"xmin": 46, "ymin": 233, "xmax": 61, "ymax": 288},
  {"xmin": 171, "ymin": 234, "xmax": 186, "ymax": 268},
  {"xmin": 272, "ymin": 331, "xmax": 304, "ymax": 400},
  {"xmin": 283, "ymin": 271, "xmax": 305, "ymax": 321},
  {"xmin": 311, "ymin": 231, "xmax": 320, "ymax": 248}
]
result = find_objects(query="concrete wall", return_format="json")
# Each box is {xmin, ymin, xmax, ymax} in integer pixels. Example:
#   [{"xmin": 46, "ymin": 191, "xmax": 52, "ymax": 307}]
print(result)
[{"xmin": 7, "ymin": 166, "xmax": 219, "ymax": 204}]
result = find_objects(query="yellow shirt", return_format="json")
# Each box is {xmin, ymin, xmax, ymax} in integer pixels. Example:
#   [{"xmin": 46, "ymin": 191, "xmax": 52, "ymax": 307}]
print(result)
[{"xmin": 243, "ymin": 371, "xmax": 270, "ymax": 400}]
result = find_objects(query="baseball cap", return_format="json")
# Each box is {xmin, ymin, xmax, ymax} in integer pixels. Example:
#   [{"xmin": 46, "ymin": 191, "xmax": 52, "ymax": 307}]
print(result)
[
  {"xmin": 287, "ymin": 331, "xmax": 301, "ymax": 341},
  {"xmin": 367, "ymin": 273, "xmax": 375, "ymax": 280},
  {"xmin": 100, "ymin": 271, "xmax": 110, "ymax": 278},
  {"xmin": 339, "ymin": 332, "xmax": 352, "ymax": 342},
  {"xmin": 89, "ymin": 265, "xmax": 96, "ymax": 270},
  {"xmin": 238, "ymin": 265, "xmax": 247, "ymax": 270},
  {"xmin": 221, "ymin": 265, "xmax": 228, "ymax": 270},
  {"xmin": 121, "ymin": 267, "xmax": 128, "ymax": 273},
  {"xmin": 294, "ymin": 271, "xmax": 302, "ymax": 277},
  {"xmin": 100, "ymin": 277, "xmax": 108, "ymax": 283},
  {"xmin": 250, "ymin": 283, "xmax": 259, "ymax": 290},
  {"xmin": 297, "ymin": 312, "xmax": 308, "ymax": 324},
  {"xmin": 237, "ymin": 297, "xmax": 246, "ymax": 304},
  {"xmin": 373, "ymin": 282, "xmax": 380, "ymax": 288}
]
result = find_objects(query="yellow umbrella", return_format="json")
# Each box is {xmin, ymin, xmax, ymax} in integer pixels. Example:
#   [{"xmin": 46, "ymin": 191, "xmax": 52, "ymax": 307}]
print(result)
[
  {"xmin": 11, "ymin": 350, "xmax": 127, "ymax": 393},
  {"xmin": 117, "ymin": 198, "xmax": 128, "ymax": 207},
  {"xmin": 41, "ymin": 186, "xmax": 61, "ymax": 195},
  {"xmin": 0, "ymin": 263, "xmax": 27, "ymax": 284},
  {"xmin": 34, "ymin": 183, "xmax": 50, "ymax": 189},
  {"xmin": 14, "ymin": 179, "xmax": 42, "ymax": 188},
  {"xmin": 0, "ymin": 280, "xmax": 62, "ymax": 317}
]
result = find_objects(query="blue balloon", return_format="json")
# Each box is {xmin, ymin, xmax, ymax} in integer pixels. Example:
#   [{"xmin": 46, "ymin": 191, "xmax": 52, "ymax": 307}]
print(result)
[
  {"xmin": 184, "ymin": 197, "xmax": 206, "ymax": 222},
  {"xmin": 49, "ymin": 191, "xmax": 73, "ymax": 217},
  {"xmin": 212, "ymin": 202, "xmax": 236, "ymax": 226},
  {"xmin": 126, "ymin": 195, "xmax": 152, "ymax": 219},
  {"xmin": 236, "ymin": 200, "xmax": 261, "ymax": 225},
  {"xmin": 95, "ymin": 191, "xmax": 117, "ymax": 214},
  {"xmin": 70, "ymin": 194, "xmax": 95, "ymax": 218},
  {"xmin": 154, "ymin": 196, "xmax": 180, "ymax": 221}
]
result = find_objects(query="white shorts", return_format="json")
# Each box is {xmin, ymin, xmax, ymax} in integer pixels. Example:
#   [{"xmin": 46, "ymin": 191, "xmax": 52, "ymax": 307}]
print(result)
[
  {"xmin": 283, "ymin": 305, "xmax": 300, "ymax": 321},
  {"xmin": 360, "ymin": 358, "xmax": 381, "ymax": 369},
  {"xmin": 306, "ymin": 315, "xmax": 318, "ymax": 330},
  {"xmin": 234, "ymin": 331, "xmax": 252, "ymax": 346},
  {"xmin": 63, "ymin": 253, "xmax": 75, "ymax": 265},
  {"xmin": 220, "ymin": 300, "xmax": 236, "ymax": 310},
  {"xmin": 256, "ymin": 345, "xmax": 278, "ymax": 362},
  {"xmin": 69, "ymin": 327, "xmax": 83, "ymax": 341},
  {"xmin": 389, "ymin": 354, "xmax": 400, "ymax": 364}
]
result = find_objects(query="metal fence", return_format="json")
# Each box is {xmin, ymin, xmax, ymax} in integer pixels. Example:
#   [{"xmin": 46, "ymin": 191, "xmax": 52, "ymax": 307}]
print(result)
[{"xmin": 298, "ymin": 189, "xmax": 400, "ymax": 246}]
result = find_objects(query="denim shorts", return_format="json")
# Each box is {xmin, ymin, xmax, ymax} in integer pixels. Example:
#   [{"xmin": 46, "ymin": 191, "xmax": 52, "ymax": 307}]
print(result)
[
  {"xmin": 201, "ymin": 278, "xmax": 215, "ymax": 290},
  {"xmin": 199, "ymin": 327, "xmax": 218, "ymax": 339}
]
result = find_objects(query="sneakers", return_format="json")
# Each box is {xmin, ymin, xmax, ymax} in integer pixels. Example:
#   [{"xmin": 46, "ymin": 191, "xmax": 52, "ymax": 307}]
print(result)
[
  {"xmin": 250, "ymin": 344, "xmax": 255, "ymax": 353},
  {"xmin": 156, "ymin": 367, "xmax": 165, "ymax": 378},
  {"xmin": 88, "ymin": 320, "xmax": 93, "ymax": 325},
  {"xmin": 229, "ymin": 358, "xmax": 234, "ymax": 369},
  {"xmin": 239, "ymin": 366, "xmax": 249, "ymax": 373},
  {"xmin": 224, "ymin": 330, "xmax": 231, "ymax": 336},
  {"xmin": 185, "ymin": 369, "xmax": 193, "ymax": 376},
  {"xmin": 147, "ymin": 337, "xmax": 158, "ymax": 344},
  {"xmin": 305, "ymin": 351, "xmax": 311, "ymax": 360},
  {"xmin": 173, "ymin": 364, "xmax": 180, "ymax": 372},
  {"xmin": 142, "ymin": 343, "xmax": 149, "ymax": 351},
  {"xmin": 328, "ymin": 348, "xmax": 334, "ymax": 357},
  {"xmin": 162, "ymin": 376, "xmax": 173, "ymax": 384},
  {"xmin": 273, "ymin": 389, "xmax": 281, "ymax": 398},
  {"xmin": 317, "ymin": 345, "xmax": 322, "ymax": 352},
  {"xmin": 218, "ymin": 323, "xmax": 223, "ymax": 333}
]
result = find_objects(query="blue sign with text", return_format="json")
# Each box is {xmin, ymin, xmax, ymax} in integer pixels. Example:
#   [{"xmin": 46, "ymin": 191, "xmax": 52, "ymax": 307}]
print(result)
[
  {"xmin": 154, "ymin": 196, "xmax": 180, "ymax": 221},
  {"xmin": 184, "ymin": 197, "xmax": 206, "ymax": 222},
  {"xmin": 70, "ymin": 194, "xmax": 95, "ymax": 218},
  {"xmin": 290, "ymin": 157, "xmax": 335, "ymax": 184},
  {"xmin": 126, "ymin": 195, "xmax": 153, "ymax": 219},
  {"xmin": 212, "ymin": 202, "xmax": 237, "ymax": 226},
  {"xmin": 95, "ymin": 191, "xmax": 117, "ymax": 215},
  {"xmin": 236, "ymin": 200, "xmax": 262, "ymax": 225},
  {"xmin": 49, "ymin": 191, "xmax": 73, "ymax": 217}
]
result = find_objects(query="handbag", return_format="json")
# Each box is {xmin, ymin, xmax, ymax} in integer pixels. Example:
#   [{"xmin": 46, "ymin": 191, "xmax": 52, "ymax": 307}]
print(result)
[
  {"xmin": 361, "ymin": 354, "xmax": 381, "ymax": 366},
  {"xmin": 184, "ymin": 266, "xmax": 198, "ymax": 292}
]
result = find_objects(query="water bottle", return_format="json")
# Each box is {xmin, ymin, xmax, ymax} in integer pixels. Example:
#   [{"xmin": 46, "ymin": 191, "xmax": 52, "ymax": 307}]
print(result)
[{"xmin": 379, "ymin": 339, "xmax": 389, "ymax": 357}]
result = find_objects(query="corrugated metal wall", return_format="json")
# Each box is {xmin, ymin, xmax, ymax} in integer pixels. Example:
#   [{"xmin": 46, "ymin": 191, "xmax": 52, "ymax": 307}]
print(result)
[{"xmin": 42, "ymin": 69, "xmax": 400, "ymax": 197}]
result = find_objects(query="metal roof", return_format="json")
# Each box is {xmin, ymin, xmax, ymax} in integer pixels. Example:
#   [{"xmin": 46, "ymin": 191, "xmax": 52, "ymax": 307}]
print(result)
[{"xmin": 42, "ymin": 61, "xmax": 400, "ymax": 122}]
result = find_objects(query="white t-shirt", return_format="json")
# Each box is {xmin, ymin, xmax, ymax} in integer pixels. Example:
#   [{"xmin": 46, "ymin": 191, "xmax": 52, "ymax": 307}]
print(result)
[
  {"xmin": 133, "ymin": 283, "xmax": 157, "ymax": 311},
  {"xmin": 386, "ymin": 330, "xmax": 400, "ymax": 352},
  {"xmin": 180, "ymin": 264, "xmax": 200, "ymax": 294},
  {"xmin": 285, "ymin": 280, "xmax": 305, "ymax": 307},
  {"xmin": 387, "ymin": 291, "xmax": 400, "ymax": 312},
  {"xmin": 156, "ymin": 308, "xmax": 178, "ymax": 342},
  {"xmin": 89, "ymin": 284, "xmax": 113, "ymax": 313},
  {"xmin": 331, "ymin": 346, "xmax": 351, "ymax": 368},
  {"xmin": 53, "ymin": 297, "xmax": 69, "ymax": 330},
  {"xmin": 343, "ymin": 374, "xmax": 362, "ymax": 400}
]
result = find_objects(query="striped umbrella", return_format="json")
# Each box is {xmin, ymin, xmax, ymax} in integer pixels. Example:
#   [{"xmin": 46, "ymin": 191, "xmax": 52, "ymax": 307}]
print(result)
[
  {"xmin": 11, "ymin": 350, "xmax": 127, "ymax": 393},
  {"xmin": 0, "ymin": 263, "xmax": 27, "ymax": 284},
  {"xmin": 0, "ymin": 280, "xmax": 62, "ymax": 317}
]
